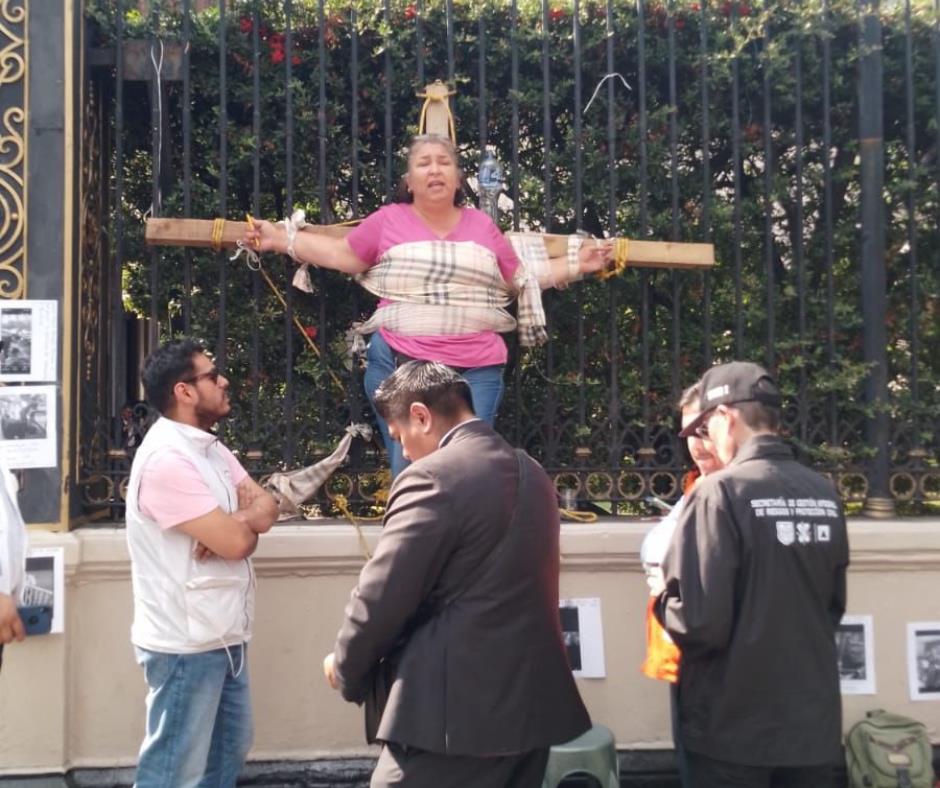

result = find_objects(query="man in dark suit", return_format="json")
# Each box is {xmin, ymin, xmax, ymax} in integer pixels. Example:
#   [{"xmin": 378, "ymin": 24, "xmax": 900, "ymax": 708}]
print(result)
[{"xmin": 323, "ymin": 361, "xmax": 590, "ymax": 788}]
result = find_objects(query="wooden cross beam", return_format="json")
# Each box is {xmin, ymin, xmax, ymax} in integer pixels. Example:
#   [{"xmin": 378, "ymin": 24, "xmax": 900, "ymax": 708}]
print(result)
[
  {"xmin": 144, "ymin": 218, "xmax": 715, "ymax": 271},
  {"xmin": 144, "ymin": 81, "xmax": 714, "ymax": 270}
]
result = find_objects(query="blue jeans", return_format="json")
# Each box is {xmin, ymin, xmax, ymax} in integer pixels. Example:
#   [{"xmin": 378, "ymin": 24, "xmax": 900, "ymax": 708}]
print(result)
[
  {"xmin": 363, "ymin": 332, "xmax": 505, "ymax": 478},
  {"xmin": 134, "ymin": 644, "xmax": 253, "ymax": 788}
]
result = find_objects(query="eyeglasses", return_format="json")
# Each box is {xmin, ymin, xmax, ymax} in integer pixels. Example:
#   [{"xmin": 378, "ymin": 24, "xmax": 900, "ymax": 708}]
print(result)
[
  {"xmin": 181, "ymin": 367, "xmax": 221, "ymax": 386},
  {"xmin": 689, "ymin": 408, "xmax": 718, "ymax": 440}
]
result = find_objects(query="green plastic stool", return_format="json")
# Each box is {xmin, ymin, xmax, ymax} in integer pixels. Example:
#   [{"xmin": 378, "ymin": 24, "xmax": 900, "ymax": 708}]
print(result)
[{"xmin": 541, "ymin": 723, "xmax": 620, "ymax": 788}]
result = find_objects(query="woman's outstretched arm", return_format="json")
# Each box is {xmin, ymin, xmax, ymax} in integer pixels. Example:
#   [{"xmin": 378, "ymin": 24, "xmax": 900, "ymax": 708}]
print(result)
[{"xmin": 244, "ymin": 219, "xmax": 370, "ymax": 275}]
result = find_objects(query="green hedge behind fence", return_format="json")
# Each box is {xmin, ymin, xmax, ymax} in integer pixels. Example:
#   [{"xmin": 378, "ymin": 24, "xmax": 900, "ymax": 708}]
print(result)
[{"xmin": 86, "ymin": 0, "xmax": 939, "ymax": 506}]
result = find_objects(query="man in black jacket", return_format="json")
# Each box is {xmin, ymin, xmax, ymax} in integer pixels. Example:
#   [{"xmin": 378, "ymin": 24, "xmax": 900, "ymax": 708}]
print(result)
[
  {"xmin": 323, "ymin": 361, "xmax": 590, "ymax": 788},
  {"xmin": 658, "ymin": 361, "xmax": 849, "ymax": 788}
]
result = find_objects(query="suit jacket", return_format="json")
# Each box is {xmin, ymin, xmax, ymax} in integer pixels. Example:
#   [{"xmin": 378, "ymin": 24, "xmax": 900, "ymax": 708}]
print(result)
[{"xmin": 333, "ymin": 419, "xmax": 590, "ymax": 756}]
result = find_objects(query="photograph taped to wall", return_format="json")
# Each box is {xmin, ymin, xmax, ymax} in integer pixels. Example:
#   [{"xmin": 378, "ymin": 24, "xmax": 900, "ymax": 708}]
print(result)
[
  {"xmin": 908, "ymin": 622, "xmax": 940, "ymax": 701},
  {"xmin": 559, "ymin": 597, "xmax": 605, "ymax": 678},
  {"xmin": 559, "ymin": 604, "xmax": 582, "ymax": 671},
  {"xmin": 24, "ymin": 547, "xmax": 64, "ymax": 634},
  {"xmin": 0, "ymin": 384, "xmax": 56, "ymax": 468},
  {"xmin": 0, "ymin": 300, "xmax": 57, "ymax": 383},
  {"xmin": 836, "ymin": 615, "xmax": 876, "ymax": 695}
]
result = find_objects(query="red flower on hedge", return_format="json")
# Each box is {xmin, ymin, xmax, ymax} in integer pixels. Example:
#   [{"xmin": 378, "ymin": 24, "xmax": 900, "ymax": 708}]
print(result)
[
  {"xmin": 239, "ymin": 17, "xmax": 252, "ymax": 34},
  {"xmin": 269, "ymin": 32, "xmax": 286, "ymax": 65},
  {"xmin": 549, "ymin": 7, "xmax": 565, "ymax": 22},
  {"xmin": 303, "ymin": 326, "xmax": 318, "ymax": 341},
  {"xmin": 404, "ymin": 3, "xmax": 417, "ymax": 20},
  {"xmin": 292, "ymin": 54, "xmax": 301, "ymax": 66}
]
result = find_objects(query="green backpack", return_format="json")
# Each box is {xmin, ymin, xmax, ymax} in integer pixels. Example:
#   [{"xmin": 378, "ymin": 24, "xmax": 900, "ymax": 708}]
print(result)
[{"xmin": 846, "ymin": 710, "xmax": 936, "ymax": 788}]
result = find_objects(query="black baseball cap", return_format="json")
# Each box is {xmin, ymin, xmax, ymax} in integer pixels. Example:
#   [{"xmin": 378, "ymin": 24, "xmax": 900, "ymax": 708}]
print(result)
[{"xmin": 678, "ymin": 361, "xmax": 782, "ymax": 438}]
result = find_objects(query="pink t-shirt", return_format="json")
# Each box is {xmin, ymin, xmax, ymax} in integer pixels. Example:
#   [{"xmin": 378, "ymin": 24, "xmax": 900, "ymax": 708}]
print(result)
[
  {"xmin": 138, "ymin": 443, "xmax": 249, "ymax": 530},
  {"xmin": 346, "ymin": 203, "xmax": 521, "ymax": 368}
]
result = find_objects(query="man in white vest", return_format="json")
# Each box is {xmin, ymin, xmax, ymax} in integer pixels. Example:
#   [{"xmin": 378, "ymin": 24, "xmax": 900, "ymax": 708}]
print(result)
[
  {"xmin": 0, "ymin": 460, "xmax": 27, "ymax": 671},
  {"xmin": 126, "ymin": 338, "xmax": 278, "ymax": 788},
  {"xmin": 0, "ymin": 341, "xmax": 28, "ymax": 667}
]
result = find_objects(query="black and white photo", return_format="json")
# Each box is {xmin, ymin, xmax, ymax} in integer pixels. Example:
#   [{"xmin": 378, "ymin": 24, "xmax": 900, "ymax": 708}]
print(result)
[
  {"xmin": 0, "ymin": 384, "xmax": 57, "ymax": 468},
  {"xmin": 0, "ymin": 307, "xmax": 31, "ymax": 375},
  {"xmin": 559, "ymin": 597, "xmax": 606, "ymax": 678},
  {"xmin": 559, "ymin": 604, "xmax": 582, "ymax": 671},
  {"xmin": 0, "ymin": 391, "xmax": 47, "ymax": 440},
  {"xmin": 22, "ymin": 554, "xmax": 54, "ymax": 607},
  {"xmin": 908, "ymin": 622, "xmax": 940, "ymax": 701},
  {"xmin": 836, "ymin": 615, "xmax": 876, "ymax": 694},
  {"xmin": 0, "ymin": 300, "xmax": 58, "ymax": 383},
  {"xmin": 24, "ymin": 547, "xmax": 65, "ymax": 634}
]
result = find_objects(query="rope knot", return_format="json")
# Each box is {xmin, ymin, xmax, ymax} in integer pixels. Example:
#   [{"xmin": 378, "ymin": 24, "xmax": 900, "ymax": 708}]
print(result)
[{"xmin": 597, "ymin": 237, "xmax": 629, "ymax": 280}]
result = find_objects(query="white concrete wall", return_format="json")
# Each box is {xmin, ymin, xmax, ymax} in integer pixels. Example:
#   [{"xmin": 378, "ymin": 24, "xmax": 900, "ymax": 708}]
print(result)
[{"xmin": 1, "ymin": 520, "xmax": 938, "ymax": 775}]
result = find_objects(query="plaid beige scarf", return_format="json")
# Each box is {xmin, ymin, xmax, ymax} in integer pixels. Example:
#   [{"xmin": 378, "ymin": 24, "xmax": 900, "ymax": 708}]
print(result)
[{"xmin": 349, "ymin": 237, "xmax": 550, "ymax": 347}]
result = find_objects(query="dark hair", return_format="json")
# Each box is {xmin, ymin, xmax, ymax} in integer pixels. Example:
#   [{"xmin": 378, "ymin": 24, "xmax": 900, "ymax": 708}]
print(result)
[
  {"xmin": 732, "ymin": 399, "xmax": 782, "ymax": 433},
  {"xmin": 392, "ymin": 134, "xmax": 468, "ymax": 207},
  {"xmin": 141, "ymin": 338, "xmax": 205, "ymax": 414},
  {"xmin": 373, "ymin": 360, "xmax": 475, "ymax": 423}
]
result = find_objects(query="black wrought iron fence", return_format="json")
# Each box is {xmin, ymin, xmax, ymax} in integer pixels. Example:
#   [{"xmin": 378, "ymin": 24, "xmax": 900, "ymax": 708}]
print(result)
[{"xmin": 77, "ymin": 0, "xmax": 940, "ymax": 520}]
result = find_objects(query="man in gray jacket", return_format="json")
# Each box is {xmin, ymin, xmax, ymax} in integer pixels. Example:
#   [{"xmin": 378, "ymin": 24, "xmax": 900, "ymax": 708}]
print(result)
[
  {"xmin": 323, "ymin": 361, "xmax": 590, "ymax": 788},
  {"xmin": 658, "ymin": 361, "xmax": 849, "ymax": 788}
]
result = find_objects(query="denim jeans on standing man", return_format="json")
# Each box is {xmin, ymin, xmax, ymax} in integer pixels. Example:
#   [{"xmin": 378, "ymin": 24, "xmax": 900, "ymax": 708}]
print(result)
[
  {"xmin": 133, "ymin": 644, "xmax": 253, "ymax": 788},
  {"xmin": 363, "ymin": 332, "xmax": 506, "ymax": 478}
]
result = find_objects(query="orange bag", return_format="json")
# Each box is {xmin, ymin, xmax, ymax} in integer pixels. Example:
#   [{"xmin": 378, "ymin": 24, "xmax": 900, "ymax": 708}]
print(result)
[{"xmin": 640, "ymin": 595, "xmax": 680, "ymax": 683}]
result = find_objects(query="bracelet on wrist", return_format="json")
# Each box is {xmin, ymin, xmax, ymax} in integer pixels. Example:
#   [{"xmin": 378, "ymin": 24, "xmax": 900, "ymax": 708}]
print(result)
[{"xmin": 281, "ymin": 208, "xmax": 308, "ymax": 262}]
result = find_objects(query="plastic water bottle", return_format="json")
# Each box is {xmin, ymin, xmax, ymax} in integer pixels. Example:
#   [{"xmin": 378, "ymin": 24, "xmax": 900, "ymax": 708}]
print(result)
[{"xmin": 478, "ymin": 148, "xmax": 503, "ymax": 222}]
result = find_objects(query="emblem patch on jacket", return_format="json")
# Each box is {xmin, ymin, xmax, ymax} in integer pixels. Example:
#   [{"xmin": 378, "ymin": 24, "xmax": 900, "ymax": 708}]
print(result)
[{"xmin": 776, "ymin": 520, "xmax": 795, "ymax": 546}]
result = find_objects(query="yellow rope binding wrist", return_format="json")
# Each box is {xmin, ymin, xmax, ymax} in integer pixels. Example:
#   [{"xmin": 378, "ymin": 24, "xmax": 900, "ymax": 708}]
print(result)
[{"xmin": 598, "ymin": 237, "xmax": 629, "ymax": 280}]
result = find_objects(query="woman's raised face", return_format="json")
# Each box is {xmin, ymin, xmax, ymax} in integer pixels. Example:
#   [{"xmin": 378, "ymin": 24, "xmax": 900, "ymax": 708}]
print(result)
[
  {"xmin": 681, "ymin": 404, "xmax": 723, "ymax": 477},
  {"xmin": 405, "ymin": 141, "xmax": 460, "ymax": 205}
]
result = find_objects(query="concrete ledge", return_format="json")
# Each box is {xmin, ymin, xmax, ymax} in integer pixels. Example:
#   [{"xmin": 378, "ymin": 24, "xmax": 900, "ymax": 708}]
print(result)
[{"xmin": 28, "ymin": 518, "xmax": 940, "ymax": 581}]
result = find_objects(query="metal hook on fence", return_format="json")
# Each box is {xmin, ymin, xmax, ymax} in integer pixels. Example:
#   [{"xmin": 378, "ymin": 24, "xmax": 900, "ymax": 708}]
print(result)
[{"xmin": 583, "ymin": 72, "xmax": 632, "ymax": 115}]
